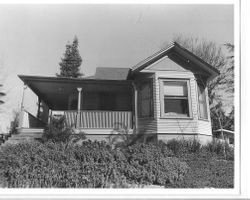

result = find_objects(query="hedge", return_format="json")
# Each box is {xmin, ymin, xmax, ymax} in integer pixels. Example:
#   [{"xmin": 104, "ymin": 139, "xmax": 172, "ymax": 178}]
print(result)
[{"xmin": 0, "ymin": 141, "xmax": 188, "ymax": 188}]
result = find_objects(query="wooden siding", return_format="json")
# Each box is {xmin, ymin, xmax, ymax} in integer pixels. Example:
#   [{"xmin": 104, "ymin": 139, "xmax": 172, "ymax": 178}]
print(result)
[
  {"xmin": 153, "ymin": 71, "xmax": 198, "ymax": 134},
  {"xmin": 138, "ymin": 118, "xmax": 157, "ymax": 134},
  {"xmin": 146, "ymin": 56, "xmax": 188, "ymax": 71},
  {"xmin": 197, "ymin": 120, "xmax": 212, "ymax": 135},
  {"xmin": 141, "ymin": 57, "xmax": 213, "ymax": 136},
  {"xmin": 64, "ymin": 110, "xmax": 132, "ymax": 129}
]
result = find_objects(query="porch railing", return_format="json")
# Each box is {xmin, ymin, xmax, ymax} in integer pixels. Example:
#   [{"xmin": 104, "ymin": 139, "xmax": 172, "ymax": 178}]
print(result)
[{"xmin": 64, "ymin": 110, "xmax": 132, "ymax": 129}]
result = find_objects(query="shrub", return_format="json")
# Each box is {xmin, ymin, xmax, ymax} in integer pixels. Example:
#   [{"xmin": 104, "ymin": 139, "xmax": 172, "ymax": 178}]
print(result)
[
  {"xmin": 119, "ymin": 142, "xmax": 188, "ymax": 186},
  {"xmin": 205, "ymin": 140, "xmax": 234, "ymax": 161},
  {"xmin": 42, "ymin": 116, "xmax": 74, "ymax": 143},
  {"xmin": 172, "ymin": 152, "xmax": 234, "ymax": 188},
  {"xmin": 9, "ymin": 111, "xmax": 20, "ymax": 135},
  {"xmin": 166, "ymin": 138, "xmax": 201, "ymax": 155},
  {"xmin": 108, "ymin": 123, "xmax": 158, "ymax": 149},
  {"xmin": 0, "ymin": 140, "xmax": 188, "ymax": 188},
  {"xmin": 0, "ymin": 142, "xmax": 88, "ymax": 188}
]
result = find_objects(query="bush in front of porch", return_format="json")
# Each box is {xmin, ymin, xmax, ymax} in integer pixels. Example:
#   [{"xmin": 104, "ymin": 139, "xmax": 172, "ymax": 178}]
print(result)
[{"xmin": 42, "ymin": 116, "xmax": 86, "ymax": 144}]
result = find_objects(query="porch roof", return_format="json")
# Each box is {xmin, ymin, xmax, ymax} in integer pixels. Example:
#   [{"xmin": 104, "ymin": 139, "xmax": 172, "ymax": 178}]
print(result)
[{"xmin": 18, "ymin": 75, "xmax": 132, "ymax": 110}]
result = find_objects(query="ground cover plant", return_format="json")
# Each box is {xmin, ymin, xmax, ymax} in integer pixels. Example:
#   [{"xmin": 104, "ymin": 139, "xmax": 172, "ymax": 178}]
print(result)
[
  {"xmin": 0, "ymin": 140, "xmax": 189, "ymax": 188},
  {"xmin": 0, "ymin": 118, "xmax": 234, "ymax": 188},
  {"xmin": 166, "ymin": 139, "xmax": 234, "ymax": 188}
]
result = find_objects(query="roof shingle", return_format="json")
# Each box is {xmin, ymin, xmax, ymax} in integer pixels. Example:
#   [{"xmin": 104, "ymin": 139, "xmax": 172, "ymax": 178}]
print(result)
[{"xmin": 88, "ymin": 67, "xmax": 130, "ymax": 80}]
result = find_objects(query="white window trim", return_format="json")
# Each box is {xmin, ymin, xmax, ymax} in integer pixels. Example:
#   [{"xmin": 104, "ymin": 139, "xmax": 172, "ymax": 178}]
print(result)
[{"xmin": 159, "ymin": 78, "xmax": 193, "ymax": 119}]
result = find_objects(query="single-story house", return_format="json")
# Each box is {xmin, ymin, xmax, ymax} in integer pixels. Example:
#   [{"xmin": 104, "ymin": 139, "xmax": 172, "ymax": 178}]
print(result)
[{"xmin": 18, "ymin": 42, "xmax": 219, "ymax": 144}]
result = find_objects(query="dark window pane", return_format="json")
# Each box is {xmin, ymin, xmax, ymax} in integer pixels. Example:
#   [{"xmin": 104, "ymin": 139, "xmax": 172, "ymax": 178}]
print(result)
[
  {"xmin": 138, "ymin": 80, "xmax": 153, "ymax": 117},
  {"xmin": 164, "ymin": 98, "xmax": 189, "ymax": 116},
  {"xmin": 141, "ymin": 99, "xmax": 150, "ymax": 117}
]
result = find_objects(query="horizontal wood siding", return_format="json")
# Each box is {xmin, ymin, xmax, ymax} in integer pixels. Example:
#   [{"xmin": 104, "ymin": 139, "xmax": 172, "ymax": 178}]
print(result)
[
  {"xmin": 154, "ymin": 71, "xmax": 199, "ymax": 134},
  {"xmin": 64, "ymin": 110, "xmax": 132, "ymax": 129},
  {"xmin": 138, "ymin": 118, "xmax": 157, "ymax": 134},
  {"xmin": 197, "ymin": 120, "xmax": 212, "ymax": 136}
]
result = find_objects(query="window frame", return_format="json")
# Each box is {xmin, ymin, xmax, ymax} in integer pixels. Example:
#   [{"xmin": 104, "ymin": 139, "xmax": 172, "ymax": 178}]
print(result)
[
  {"xmin": 137, "ymin": 79, "xmax": 154, "ymax": 119},
  {"xmin": 159, "ymin": 78, "xmax": 192, "ymax": 119},
  {"xmin": 197, "ymin": 82, "xmax": 209, "ymax": 120}
]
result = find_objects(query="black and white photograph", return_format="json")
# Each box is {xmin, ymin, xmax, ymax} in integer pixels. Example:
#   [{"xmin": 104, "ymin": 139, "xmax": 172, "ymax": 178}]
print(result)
[{"xmin": 0, "ymin": 0, "xmax": 247, "ymax": 199}]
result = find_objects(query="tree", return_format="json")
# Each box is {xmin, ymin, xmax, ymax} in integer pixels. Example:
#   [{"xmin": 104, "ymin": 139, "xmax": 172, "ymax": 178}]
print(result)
[
  {"xmin": 210, "ymin": 102, "xmax": 234, "ymax": 132},
  {"xmin": 0, "ymin": 59, "xmax": 6, "ymax": 109},
  {"xmin": 0, "ymin": 84, "xmax": 5, "ymax": 105},
  {"xmin": 56, "ymin": 36, "xmax": 83, "ymax": 78},
  {"xmin": 0, "ymin": 58, "xmax": 7, "ymax": 134},
  {"xmin": 224, "ymin": 43, "xmax": 234, "ymax": 93}
]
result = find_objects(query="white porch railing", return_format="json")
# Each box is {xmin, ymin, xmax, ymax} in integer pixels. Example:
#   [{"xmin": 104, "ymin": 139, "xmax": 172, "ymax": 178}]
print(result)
[{"xmin": 64, "ymin": 110, "xmax": 132, "ymax": 129}]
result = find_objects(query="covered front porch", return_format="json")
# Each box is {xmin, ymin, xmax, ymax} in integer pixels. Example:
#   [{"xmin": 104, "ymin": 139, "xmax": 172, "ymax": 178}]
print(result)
[{"xmin": 18, "ymin": 76, "xmax": 135, "ymax": 133}]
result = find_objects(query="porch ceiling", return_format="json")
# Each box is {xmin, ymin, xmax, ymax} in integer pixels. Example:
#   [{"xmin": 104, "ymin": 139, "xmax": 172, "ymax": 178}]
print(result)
[{"xmin": 18, "ymin": 75, "xmax": 132, "ymax": 110}]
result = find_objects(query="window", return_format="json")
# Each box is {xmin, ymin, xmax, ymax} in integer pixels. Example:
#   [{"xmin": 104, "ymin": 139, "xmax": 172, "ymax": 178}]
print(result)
[
  {"xmin": 138, "ymin": 80, "xmax": 153, "ymax": 118},
  {"xmin": 197, "ymin": 83, "xmax": 208, "ymax": 119},
  {"xmin": 161, "ymin": 80, "xmax": 190, "ymax": 118}
]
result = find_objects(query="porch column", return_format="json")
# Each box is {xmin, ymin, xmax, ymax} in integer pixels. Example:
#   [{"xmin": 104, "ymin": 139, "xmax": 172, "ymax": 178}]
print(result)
[
  {"xmin": 76, "ymin": 87, "xmax": 82, "ymax": 128},
  {"xmin": 18, "ymin": 84, "xmax": 28, "ymax": 128},
  {"xmin": 37, "ymin": 98, "xmax": 41, "ymax": 118},
  {"xmin": 132, "ymin": 82, "xmax": 138, "ymax": 133}
]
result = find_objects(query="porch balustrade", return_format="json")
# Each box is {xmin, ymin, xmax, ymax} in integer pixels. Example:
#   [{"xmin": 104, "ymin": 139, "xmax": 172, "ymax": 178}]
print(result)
[{"xmin": 64, "ymin": 110, "xmax": 132, "ymax": 129}]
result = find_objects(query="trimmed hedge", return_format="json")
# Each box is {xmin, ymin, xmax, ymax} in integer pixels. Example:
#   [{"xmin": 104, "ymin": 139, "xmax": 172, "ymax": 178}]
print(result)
[{"xmin": 0, "ymin": 141, "xmax": 188, "ymax": 188}]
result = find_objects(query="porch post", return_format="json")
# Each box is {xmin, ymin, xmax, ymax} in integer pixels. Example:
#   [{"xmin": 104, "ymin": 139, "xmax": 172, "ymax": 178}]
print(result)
[
  {"xmin": 37, "ymin": 98, "xmax": 41, "ymax": 118},
  {"xmin": 132, "ymin": 82, "xmax": 138, "ymax": 133},
  {"xmin": 18, "ymin": 84, "xmax": 28, "ymax": 128},
  {"xmin": 76, "ymin": 87, "xmax": 82, "ymax": 128}
]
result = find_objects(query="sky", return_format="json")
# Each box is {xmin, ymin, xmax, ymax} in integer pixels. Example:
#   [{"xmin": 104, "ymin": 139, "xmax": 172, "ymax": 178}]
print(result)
[{"xmin": 0, "ymin": 4, "xmax": 234, "ymax": 131}]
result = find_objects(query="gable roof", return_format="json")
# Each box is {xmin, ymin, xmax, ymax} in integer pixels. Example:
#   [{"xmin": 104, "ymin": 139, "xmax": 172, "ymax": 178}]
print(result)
[
  {"xmin": 88, "ymin": 67, "xmax": 131, "ymax": 80},
  {"xmin": 131, "ymin": 42, "xmax": 220, "ymax": 79}
]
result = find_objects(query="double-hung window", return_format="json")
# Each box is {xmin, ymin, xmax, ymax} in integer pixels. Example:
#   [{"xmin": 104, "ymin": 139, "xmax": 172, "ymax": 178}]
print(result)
[{"xmin": 160, "ymin": 80, "xmax": 191, "ymax": 118}]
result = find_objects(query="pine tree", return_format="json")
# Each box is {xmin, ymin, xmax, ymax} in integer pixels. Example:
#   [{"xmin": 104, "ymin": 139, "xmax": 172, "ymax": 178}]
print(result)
[
  {"xmin": 56, "ymin": 36, "xmax": 83, "ymax": 78},
  {"xmin": 0, "ymin": 84, "xmax": 5, "ymax": 105},
  {"xmin": 0, "ymin": 61, "xmax": 6, "ymax": 106}
]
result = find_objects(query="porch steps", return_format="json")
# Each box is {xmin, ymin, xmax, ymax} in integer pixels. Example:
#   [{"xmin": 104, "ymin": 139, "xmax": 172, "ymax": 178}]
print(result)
[{"xmin": 0, "ymin": 128, "xmax": 44, "ymax": 148}]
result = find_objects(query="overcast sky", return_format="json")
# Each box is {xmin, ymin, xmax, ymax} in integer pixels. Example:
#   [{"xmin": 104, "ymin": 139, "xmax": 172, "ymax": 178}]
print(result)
[{"xmin": 0, "ymin": 4, "xmax": 233, "ymax": 129}]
